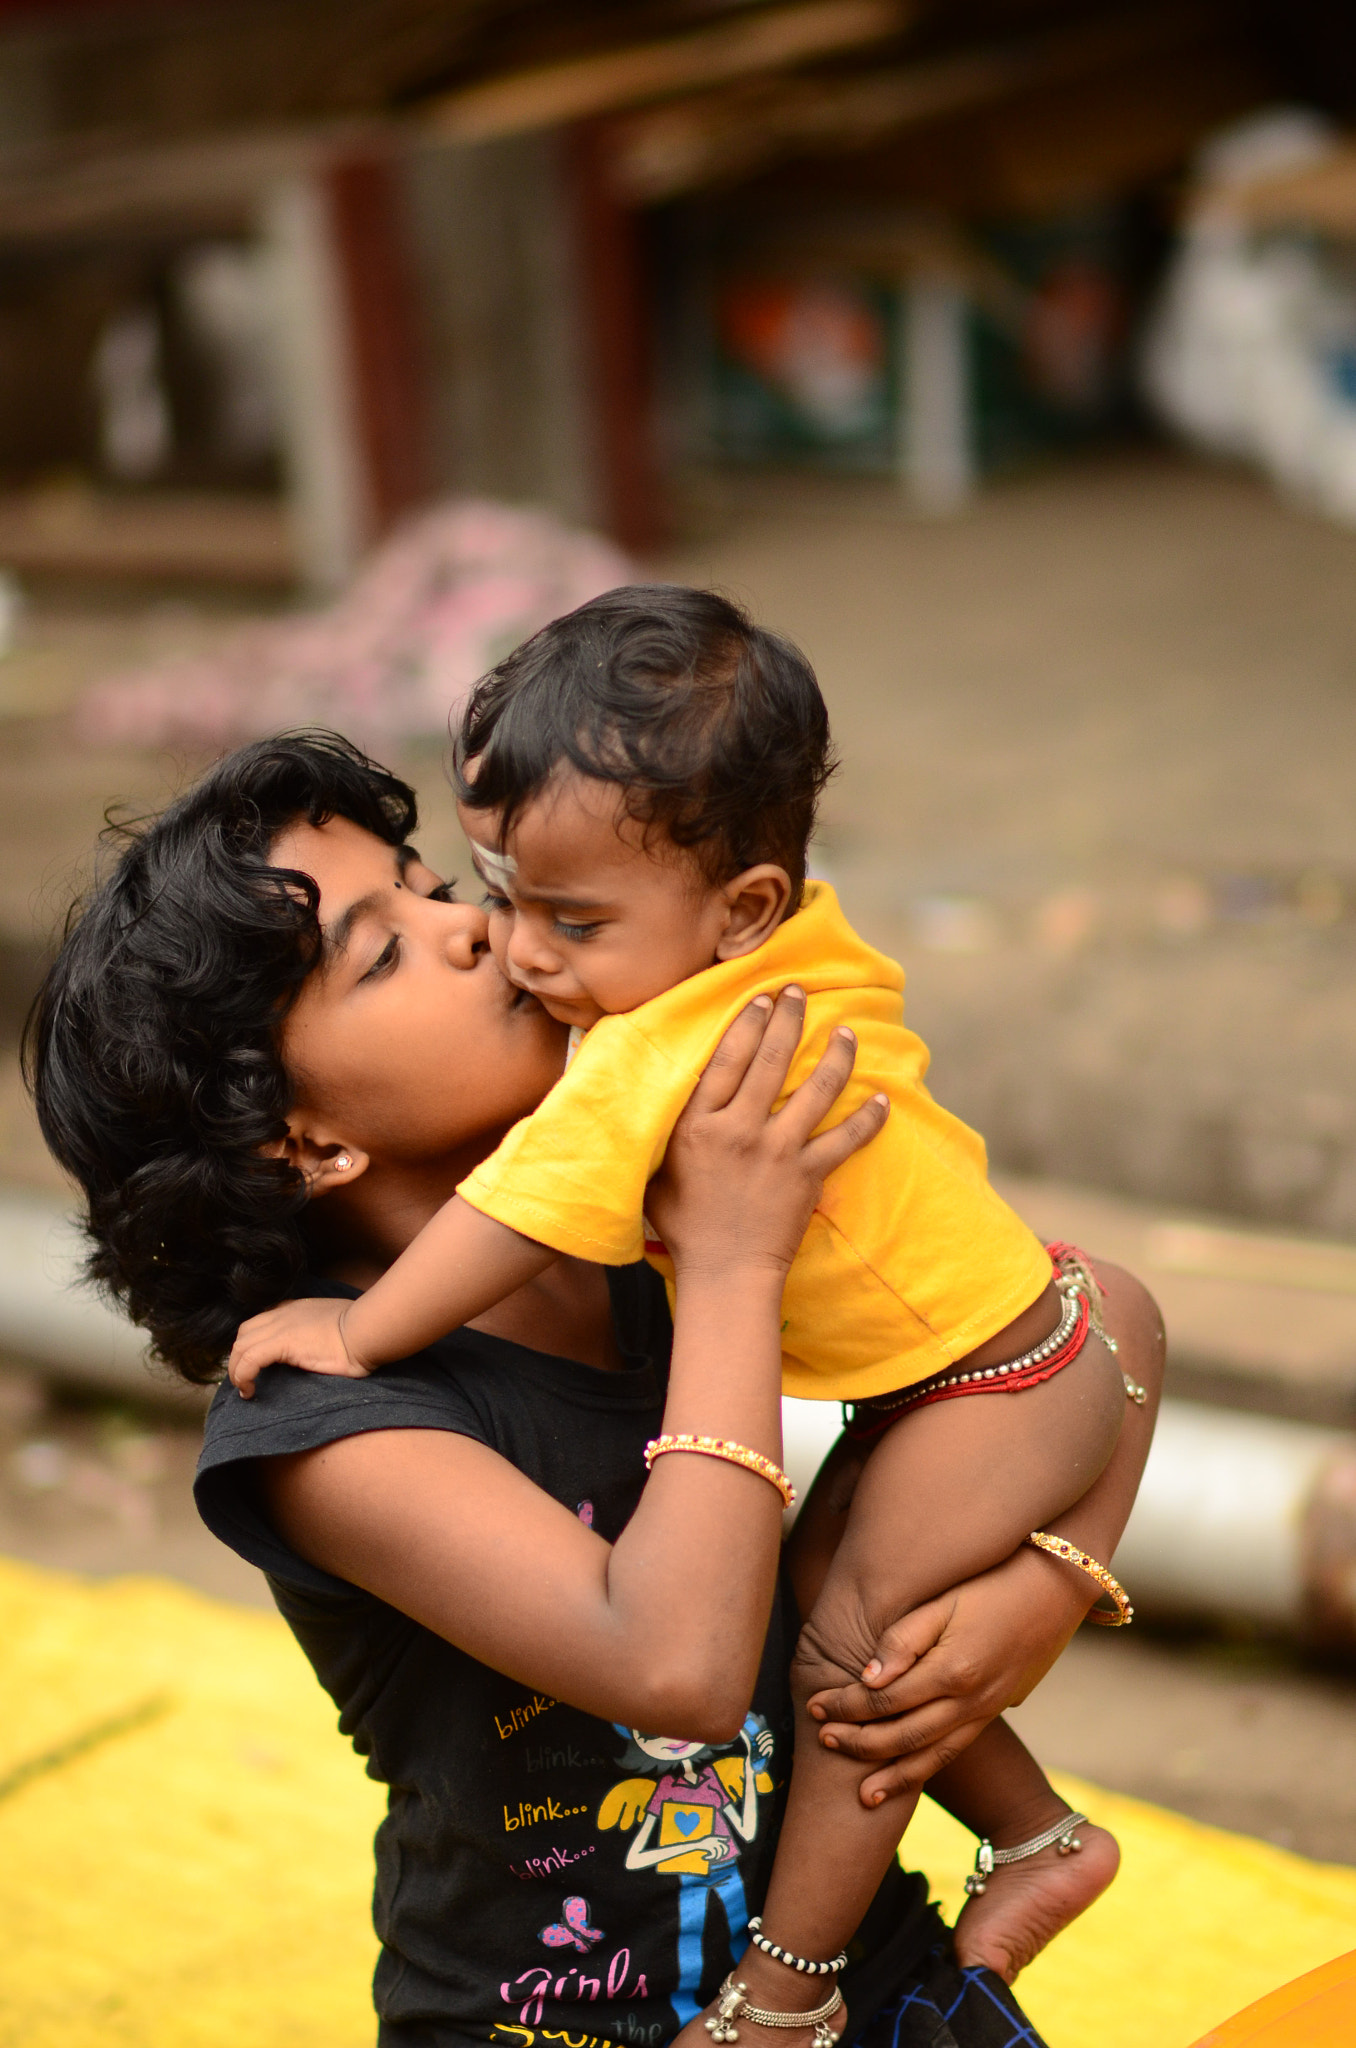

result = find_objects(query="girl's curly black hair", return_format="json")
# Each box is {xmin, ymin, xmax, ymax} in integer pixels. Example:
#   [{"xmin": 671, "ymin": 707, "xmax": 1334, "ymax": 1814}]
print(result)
[{"xmin": 22, "ymin": 732, "xmax": 417, "ymax": 1385}]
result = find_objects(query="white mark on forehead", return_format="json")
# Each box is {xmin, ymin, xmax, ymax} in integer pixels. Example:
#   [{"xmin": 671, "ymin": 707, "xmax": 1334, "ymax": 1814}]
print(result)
[{"xmin": 471, "ymin": 840, "xmax": 518, "ymax": 893}]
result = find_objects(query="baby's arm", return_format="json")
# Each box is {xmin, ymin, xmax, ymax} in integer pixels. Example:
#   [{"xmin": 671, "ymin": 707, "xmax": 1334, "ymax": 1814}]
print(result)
[{"xmin": 227, "ymin": 1197, "xmax": 554, "ymax": 1396}]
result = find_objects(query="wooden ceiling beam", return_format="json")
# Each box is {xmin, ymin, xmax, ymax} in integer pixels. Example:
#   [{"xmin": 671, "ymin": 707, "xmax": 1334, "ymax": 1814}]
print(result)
[
  {"xmin": 604, "ymin": 0, "xmax": 1234, "ymax": 202},
  {"xmin": 424, "ymin": 0, "xmax": 910, "ymax": 142}
]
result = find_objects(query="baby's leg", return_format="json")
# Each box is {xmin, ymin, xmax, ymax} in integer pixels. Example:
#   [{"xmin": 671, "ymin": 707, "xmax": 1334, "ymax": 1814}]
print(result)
[
  {"xmin": 789, "ymin": 1453, "xmax": 1118, "ymax": 1987},
  {"xmin": 929, "ymin": 1721, "xmax": 1119, "ymax": 1983},
  {"xmin": 753, "ymin": 1338, "xmax": 1128, "ymax": 2009}
]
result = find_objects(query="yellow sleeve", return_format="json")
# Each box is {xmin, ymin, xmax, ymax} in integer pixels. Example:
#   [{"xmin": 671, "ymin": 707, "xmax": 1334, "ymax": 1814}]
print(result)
[{"xmin": 456, "ymin": 1014, "xmax": 698, "ymax": 1264}]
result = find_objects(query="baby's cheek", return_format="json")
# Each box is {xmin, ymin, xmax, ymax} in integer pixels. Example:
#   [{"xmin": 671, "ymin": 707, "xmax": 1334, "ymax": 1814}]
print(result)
[
  {"xmin": 486, "ymin": 910, "xmax": 514, "ymax": 969},
  {"xmin": 585, "ymin": 961, "xmax": 665, "ymax": 1015}
]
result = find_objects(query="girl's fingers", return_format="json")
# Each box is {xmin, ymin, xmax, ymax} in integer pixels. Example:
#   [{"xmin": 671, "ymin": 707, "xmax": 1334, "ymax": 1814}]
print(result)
[
  {"xmin": 810, "ymin": 1648, "xmax": 948, "ymax": 1727},
  {"xmin": 857, "ymin": 1719, "xmax": 986, "ymax": 1806},
  {"xmin": 801, "ymin": 1087, "xmax": 890, "ymax": 1176},
  {"xmin": 819, "ymin": 1692, "xmax": 973, "ymax": 1770},
  {"xmin": 683, "ymin": 994, "xmax": 778, "ymax": 1113},
  {"xmin": 770, "ymin": 1020, "xmax": 863, "ymax": 1147},
  {"xmin": 724, "ymin": 984, "xmax": 809, "ymax": 1118}
]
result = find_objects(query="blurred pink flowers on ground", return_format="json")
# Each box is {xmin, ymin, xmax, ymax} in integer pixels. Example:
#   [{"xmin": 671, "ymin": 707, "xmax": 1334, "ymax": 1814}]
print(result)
[{"xmin": 75, "ymin": 499, "xmax": 635, "ymax": 749}]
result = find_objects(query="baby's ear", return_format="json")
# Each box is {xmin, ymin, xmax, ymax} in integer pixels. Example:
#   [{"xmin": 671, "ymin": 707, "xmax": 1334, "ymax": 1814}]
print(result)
[{"xmin": 715, "ymin": 865, "xmax": 792, "ymax": 960}]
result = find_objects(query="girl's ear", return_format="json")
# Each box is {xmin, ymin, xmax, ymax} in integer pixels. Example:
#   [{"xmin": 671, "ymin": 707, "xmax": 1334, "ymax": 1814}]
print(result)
[
  {"xmin": 714, "ymin": 865, "xmax": 793, "ymax": 961},
  {"xmin": 258, "ymin": 1116, "xmax": 370, "ymax": 1197}
]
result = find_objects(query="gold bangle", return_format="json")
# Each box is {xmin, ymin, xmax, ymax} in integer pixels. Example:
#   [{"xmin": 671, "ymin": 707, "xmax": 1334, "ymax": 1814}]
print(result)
[
  {"xmin": 1028, "ymin": 1531, "xmax": 1133, "ymax": 1626},
  {"xmin": 644, "ymin": 1435, "xmax": 795, "ymax": 1509}
]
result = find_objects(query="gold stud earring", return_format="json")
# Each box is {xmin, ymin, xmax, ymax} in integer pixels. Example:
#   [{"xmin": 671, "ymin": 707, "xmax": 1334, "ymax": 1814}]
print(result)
[{"xmin": 335, "ymin": 1154, "xmax": 352, "ymax": 1171}]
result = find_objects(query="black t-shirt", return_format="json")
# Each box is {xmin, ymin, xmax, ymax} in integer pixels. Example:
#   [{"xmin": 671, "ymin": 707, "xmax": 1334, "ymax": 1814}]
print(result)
[{"xmin": 195, "ymin": 1266, "xmax": 940, "ymax": 2048}]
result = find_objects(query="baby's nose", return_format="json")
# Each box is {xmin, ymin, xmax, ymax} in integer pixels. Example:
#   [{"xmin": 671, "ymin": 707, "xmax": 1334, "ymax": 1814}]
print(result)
[{"xmin": 505, "ymin": 914, "xmax": 560, "ymax": 978}]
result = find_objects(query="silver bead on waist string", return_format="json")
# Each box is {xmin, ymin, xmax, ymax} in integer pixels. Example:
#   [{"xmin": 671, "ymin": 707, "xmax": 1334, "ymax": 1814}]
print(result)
[{"xmin": 854, "ymin": 1285, "xmax": 1085, "ymax": 1422}]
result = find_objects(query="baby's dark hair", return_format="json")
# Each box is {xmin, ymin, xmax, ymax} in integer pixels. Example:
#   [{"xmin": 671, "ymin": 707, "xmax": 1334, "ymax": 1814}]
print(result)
[
  {"xmin": 453, "ymin": 585, "xmax": 836, "ymax": 898},
  {"xmin": 23, "ymin": 732, "xmax": 417, "ymax": 1383}
]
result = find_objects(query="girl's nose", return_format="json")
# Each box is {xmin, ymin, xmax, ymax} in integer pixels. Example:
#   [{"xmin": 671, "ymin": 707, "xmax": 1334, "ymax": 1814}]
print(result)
[{"xmin": 441, "ymin": 901, "xmax": 490, "ymax": 968}]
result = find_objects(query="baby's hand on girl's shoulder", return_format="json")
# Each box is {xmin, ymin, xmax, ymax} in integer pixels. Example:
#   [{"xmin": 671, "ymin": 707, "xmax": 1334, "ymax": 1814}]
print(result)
[{"xmin": 228, "ymin": 1297, "xmax": 370, "ymax": 1398}]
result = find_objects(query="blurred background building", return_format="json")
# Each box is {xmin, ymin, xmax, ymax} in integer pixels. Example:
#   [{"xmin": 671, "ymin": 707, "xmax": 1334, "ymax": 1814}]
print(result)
[{"xmin": 0, "ymin": 0, "xmax": 1348, "ymax": 572}]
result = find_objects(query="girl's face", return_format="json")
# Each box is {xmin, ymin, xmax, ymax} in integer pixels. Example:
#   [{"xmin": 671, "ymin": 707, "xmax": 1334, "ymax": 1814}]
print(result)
[{"xmin": 271, "ymin": 814, "xmax": 568, "ymax": 1176}]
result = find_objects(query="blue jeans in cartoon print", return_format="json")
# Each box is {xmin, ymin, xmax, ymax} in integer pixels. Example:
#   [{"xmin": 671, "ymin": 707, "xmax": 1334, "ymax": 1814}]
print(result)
[{"xmin": 672, "ymin": 1863, "xmax": 748, "ymax": 2027}]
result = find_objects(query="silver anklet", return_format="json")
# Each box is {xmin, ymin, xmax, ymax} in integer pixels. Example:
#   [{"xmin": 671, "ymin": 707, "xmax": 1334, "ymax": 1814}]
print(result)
[
  {"xmin": 746, "ymin": 1918, "xmax": 847, "ymax": 1977},
  {"xmin": 963, "ymin": 1813, "xmax": 1088, "ymax": 1896},
  {"xmin": 705, "ymin": 1974, "xmax": 843, "ymax": 2047}
]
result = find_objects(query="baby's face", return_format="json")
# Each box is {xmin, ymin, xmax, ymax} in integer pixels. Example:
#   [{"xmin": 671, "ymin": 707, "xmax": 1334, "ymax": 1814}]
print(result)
[{"xmin": 459, "ymin": 772, "xmax": 733, "ymax": 1028}]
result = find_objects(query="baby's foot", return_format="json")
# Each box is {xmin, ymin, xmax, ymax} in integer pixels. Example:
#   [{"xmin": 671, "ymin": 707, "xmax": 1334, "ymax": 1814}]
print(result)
[
  {"xmin": 952, "ymin": 1817, "xmax": 1119, "ymax": 1985},
  {"xmin": 676, "ymin": 1953, "xmax": 847, "ymax": 2048}
]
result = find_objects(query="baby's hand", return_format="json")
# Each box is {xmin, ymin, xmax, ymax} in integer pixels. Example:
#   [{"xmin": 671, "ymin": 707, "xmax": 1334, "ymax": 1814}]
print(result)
[{"xmin": 228, "ymin": 1298, "xmax": 368, "ymax": 1398}]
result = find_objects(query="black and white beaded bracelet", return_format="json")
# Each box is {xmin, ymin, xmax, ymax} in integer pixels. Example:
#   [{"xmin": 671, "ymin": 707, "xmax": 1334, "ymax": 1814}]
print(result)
[{"xmin": 746, "ymin": 1918, "xmax": 848, "ymax": 1977}]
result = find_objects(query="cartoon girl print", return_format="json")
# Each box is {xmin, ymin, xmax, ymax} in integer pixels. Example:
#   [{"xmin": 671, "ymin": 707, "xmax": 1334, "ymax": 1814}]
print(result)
[{"xmin": 598, "ymin": 1714, "xmax": 776, "ymax": 2026}]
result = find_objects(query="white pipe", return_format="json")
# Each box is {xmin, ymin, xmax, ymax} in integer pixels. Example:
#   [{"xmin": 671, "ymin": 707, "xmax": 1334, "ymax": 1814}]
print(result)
[
  {"xmin": 1110, "ymin": 1400, "xmax": 1346, "ymax": 1626},
  {"xmin": 5, "ymin": 1181, "xmax": 1356, "ymax": 1606},
  {"xmin": 782, "ymin": 1394, "xmax": 844, "ymax": 1512},
  {"xmin": 0, "ymin": 1188, "xmax": 205, "ymax": 1410}
]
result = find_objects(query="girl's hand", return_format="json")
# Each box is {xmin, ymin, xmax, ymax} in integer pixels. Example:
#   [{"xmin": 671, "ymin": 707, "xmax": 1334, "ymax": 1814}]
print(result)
[
  {"xmin": 806, "ymin": 1545, "xmax": 1091, "ymax": 1805},
  {"xmin": 645, "ymin": 986, "xmax": 888, "ymax": 1282},
  {"xmin": 228, "ymin": 1297, "xmax": 369, "ymax": 1399}
]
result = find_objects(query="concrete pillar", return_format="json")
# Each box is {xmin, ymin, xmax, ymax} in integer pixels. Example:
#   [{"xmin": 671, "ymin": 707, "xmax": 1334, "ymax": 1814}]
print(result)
[
  {"xmin": 566, "ymin": 121, "xmax": 663, "ymax": 554},
  {"xmin": 325, "ymin": 151, "xmax": 429, "ymax": 540},
  {"xmin": 260, "ymin": 172, "xmax": 369, "ymax": 591},
  {"xmin": 404, "ymin": 131, "xmax": 601, "ymax": 531},
  {"xmin": 262, "ymin": 152, "xmax": 428, "ymax": 592},
  {"xmin": 898, "ymin": 276, "xmax": 975, "ymax": 514}
]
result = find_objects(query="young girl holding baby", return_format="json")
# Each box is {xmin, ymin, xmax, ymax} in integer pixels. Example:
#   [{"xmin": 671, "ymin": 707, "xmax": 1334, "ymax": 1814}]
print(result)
[{"xmin": 228, "ymin": 590, "xmax": 1158, "ymax": 2036}]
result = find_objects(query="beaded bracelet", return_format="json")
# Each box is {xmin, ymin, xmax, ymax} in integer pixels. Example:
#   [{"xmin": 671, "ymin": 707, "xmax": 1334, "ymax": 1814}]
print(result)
[
  {"xmin": 644, "ymin": 1435, "xmax": 796, "ymax": 1509},
  {"xmin": 1028, "ymin": 1531, "xmax": 1134, "ymax": 1625},
  {"xmin": 747, "ymin": 1917, "xmax": 847, "ymax": 1976}
]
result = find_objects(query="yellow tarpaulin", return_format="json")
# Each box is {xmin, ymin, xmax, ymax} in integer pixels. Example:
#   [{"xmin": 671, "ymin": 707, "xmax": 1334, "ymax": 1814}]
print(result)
[{"xmin": 1, "ymin": 1554, "xmax": 1354, "ymax": 2048}]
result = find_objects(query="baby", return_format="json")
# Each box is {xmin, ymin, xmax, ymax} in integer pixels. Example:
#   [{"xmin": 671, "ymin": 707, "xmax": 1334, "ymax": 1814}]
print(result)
[{"xmin": 231, "ymin": 586, "xmax": 1132, "ymax": 2016}]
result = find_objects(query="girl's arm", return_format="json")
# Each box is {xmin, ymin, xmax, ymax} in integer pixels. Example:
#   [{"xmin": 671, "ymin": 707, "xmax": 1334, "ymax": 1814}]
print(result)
[
  {"xmin": 258, "ymin": 992, "xmax": 890, "ymax": 1740},
  {"xmin": 228, "ymin": 1198, "xmax": 552, "ymax": 1394}
]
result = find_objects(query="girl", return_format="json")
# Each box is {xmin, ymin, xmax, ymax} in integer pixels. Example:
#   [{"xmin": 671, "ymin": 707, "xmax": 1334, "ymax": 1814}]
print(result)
[{"xmin": 26, "ymin": 735, "xmax": 1163, "ymax": 2047}]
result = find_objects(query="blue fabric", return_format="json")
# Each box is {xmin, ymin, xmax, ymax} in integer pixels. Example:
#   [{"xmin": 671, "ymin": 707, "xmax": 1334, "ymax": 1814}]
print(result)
[
  {"xmin": 672, "ymin": 1865, "xmax": 749, "ymax": 2026},
  {"xmin": 851, "ymin": 1943, "xmax": 1048, "ymax": 2048}
]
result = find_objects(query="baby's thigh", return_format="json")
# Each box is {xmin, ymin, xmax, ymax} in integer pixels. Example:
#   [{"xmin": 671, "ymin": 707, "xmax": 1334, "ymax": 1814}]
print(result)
[
  {"xmin": 781, "ymin": 1430, "xmax": 870, "ymax": 1620},
  {"xmin": 799, "ymin": 1342, "xmax": 1127, "ymax": 1678}
]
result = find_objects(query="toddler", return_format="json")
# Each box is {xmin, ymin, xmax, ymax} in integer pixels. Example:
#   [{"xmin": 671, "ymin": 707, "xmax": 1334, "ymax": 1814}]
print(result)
[{"xmin": 231, "ymin": 587, "xmax": 1136, "ymax": 2023}]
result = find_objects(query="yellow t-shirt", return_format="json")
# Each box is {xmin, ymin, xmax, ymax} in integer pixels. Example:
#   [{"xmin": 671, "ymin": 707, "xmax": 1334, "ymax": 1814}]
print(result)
[{"xmin": 458, "ymin": 882, "xmax": 1050, "ymax": 1402}]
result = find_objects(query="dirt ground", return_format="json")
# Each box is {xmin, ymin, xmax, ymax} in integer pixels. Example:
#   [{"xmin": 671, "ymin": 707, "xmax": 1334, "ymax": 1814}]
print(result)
[{"xmin": 4, "ymin": 448, "xmax": 1356, "ymax": 1869}]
